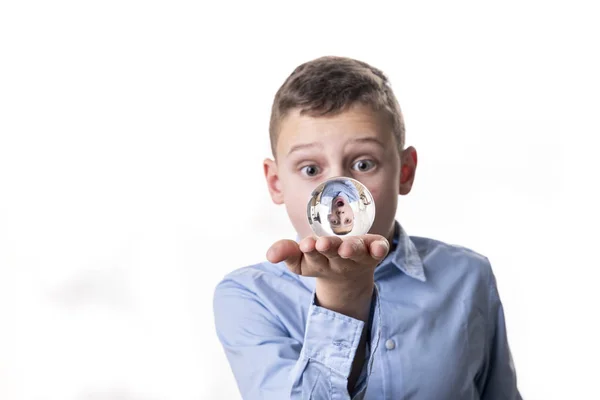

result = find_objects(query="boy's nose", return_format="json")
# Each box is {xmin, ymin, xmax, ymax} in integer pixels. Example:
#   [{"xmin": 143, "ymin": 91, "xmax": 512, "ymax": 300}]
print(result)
[{"xmin": 328, "ymin": 167, "xmax": 350, "ymax": 179}]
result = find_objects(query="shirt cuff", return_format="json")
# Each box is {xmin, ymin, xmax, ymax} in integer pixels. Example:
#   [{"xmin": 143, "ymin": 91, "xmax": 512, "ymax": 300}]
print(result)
[{"xmin": 301, "ymin": 293, "xmax": 366, "ymax": 378}]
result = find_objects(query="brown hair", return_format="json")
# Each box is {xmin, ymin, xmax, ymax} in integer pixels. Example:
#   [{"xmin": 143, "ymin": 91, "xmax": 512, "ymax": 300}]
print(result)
[
  {"xmin": 269, "ymin": 56, "xmax": 405, "ymax": 157},
  {"xmin": 332, "ymin": 225, "xmax": 353, "ymax": 235}
]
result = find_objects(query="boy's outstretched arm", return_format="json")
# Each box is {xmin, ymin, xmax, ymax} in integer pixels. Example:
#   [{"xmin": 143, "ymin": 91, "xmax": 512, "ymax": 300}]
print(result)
[
  {"xmin": 213, "ymin": 235, "xmax": 388, "ymax": 400},
  {"xmin": 477, "ymin": 265, "xmax": 523, "ymax": 400}
]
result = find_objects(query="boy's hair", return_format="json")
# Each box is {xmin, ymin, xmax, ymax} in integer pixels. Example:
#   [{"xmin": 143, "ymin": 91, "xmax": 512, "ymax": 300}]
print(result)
[
  {"xmin": 269, "ymin": 56, "xmax": 405, "ymax": 157},
  {"xmin": 332, "ymin": 226, "xmax": 352, "ymax": 235}
]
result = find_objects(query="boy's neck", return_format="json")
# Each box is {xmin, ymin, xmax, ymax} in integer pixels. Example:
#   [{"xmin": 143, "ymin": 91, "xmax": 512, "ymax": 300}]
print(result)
[{"xmin": 387, "ymin": 223, "xmax": 399, "ymax": 252}]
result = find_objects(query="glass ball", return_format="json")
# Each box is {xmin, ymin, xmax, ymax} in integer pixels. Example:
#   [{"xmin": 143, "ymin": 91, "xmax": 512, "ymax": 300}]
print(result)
[{"xmin": 306, "ymin": 177, "xmax": 376, "ymax": 237}]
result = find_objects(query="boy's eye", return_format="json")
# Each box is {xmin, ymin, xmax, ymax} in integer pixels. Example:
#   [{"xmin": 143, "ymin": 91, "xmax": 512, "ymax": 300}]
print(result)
[
  {"xmin": 301, "ymin": 165, "xmax": 320, "ymax": 177},
  {"xmin": 352, "ymin": 159, "xmax": 375, "ymax": 172}
]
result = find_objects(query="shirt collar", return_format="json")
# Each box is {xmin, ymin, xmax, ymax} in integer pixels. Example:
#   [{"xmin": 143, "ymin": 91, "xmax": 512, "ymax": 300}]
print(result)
[
  {"xmin": 384, "ymin": 221, "xmax": 426, "ymax": 282},
  {"xmin": 292, "ymin": 221, "xmax": 426, "ymax": 290}
]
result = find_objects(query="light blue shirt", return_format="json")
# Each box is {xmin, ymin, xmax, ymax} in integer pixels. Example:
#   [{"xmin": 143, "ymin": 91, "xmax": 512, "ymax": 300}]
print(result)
[
  {"xmin": 321, "ymin": 178, "xmax": 360, "ymax": 204},
  {"xmin": 213, "ymin": 222, "xmax": 522, "ymax": 399}
]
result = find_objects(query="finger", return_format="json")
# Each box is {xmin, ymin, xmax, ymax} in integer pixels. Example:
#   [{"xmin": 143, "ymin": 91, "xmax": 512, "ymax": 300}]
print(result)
[
  {"xmin": 299, "ymin": 236, "xmax": 329, "ymax": 276},
  {"xmin": 339, "ymin": 235, "xmax": 389, "ymax": 263},
  {"xmin": 267, "ymin": 239, "xmax": 301, "ymax": 263},
  {"xmin": 369, "ymin": 239, "xmax": 390, "ymax": 261},
  {"xmin": 298, "ymin": 236, "xmax": 317, "ymax": 253},
  {"xmin": 299, "ymin": 237, "xmax": 327, "ymax": 262},
  {"xmin": 338, "ymin": 236, "xmax": 368, "ymax": 261},
  {"xmin": 315, "ymin": 236, "xmax": 343, "ymax": 260},
  {"xmin": 267, "ymin": 240, "xmax": 303, "ymax": 274}
]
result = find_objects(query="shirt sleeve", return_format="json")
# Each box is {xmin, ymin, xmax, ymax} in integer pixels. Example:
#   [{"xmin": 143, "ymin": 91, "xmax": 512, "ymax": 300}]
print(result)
[
  {"xmin": 213, "ymin": 278, "xmax": 380, "ymax": 400},
  {"xmin": 477, "ymin": 266, "xmax": 523, "ymax": 400}
]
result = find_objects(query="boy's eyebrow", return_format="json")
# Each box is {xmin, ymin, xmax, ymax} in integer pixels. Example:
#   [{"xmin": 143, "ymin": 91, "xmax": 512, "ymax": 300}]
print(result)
[
  {"xmin": 287, "ymin": 137, "xmax": 383, "ymax": 155},
  {"xmin": 287, "ymin": 142, "xmax": 321, "ymax": 155},
  {"xmin": 348, "ymin": 137, "xmax": 386, "ymax": 148}
]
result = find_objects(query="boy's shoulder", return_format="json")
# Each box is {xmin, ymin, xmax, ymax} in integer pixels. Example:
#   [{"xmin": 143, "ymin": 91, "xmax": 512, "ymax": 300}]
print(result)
[
  {"xmin": 411, "ymin": 234, "xmax": 490, "ymax": 261},
  {"xmin": 219, "ymin": 260, "xmax": 286, "ymax": 282},
  {"xmin": 214, "ymin": 259, "xmax": 300, "ymax": 297},
  {"xmin": 213, "ymin": 260, "xmax": 311, "ymax": 329},
  {"xmin": 405, "ymin": 234, "xmax": 499, "ymax": 312},
  {"xmin": 408, "ymin": 234, "xmax": 495, "ymax": 279}
]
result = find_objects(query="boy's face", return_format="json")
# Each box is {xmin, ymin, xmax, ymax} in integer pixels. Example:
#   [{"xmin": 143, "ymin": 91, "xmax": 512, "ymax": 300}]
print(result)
[
  {"xmin": 264, "ymin": 103, "xmax": 417, "ymax": 242},
  {"xmin": 327, "ymin": 196, "xmax": 354, "ymax": 235}
]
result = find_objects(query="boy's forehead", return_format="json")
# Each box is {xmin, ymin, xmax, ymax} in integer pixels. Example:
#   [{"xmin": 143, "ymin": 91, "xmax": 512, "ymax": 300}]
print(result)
[{"xmin": 275, "ymin": 105, "xmax": 392, "ymax": 158}]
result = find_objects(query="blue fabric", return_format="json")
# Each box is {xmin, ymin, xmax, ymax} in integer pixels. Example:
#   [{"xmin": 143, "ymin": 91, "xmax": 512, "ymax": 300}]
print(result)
[
  {"xmin": 321, "ymin": 179, "xmax": 360, "ymax": 204},
  {"xmin": 213, "ymin": 221, "xmax": 522, "ymax": 399}
]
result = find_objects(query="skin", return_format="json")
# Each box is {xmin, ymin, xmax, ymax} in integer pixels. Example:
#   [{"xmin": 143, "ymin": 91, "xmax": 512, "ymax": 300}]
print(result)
[
  {"xmin": 263, "ymin": 103, "xmax": 418, "ymax": 392},
  {"xmin": 328, "ymin": 195, "xmax": 354, "ymax": 235}
]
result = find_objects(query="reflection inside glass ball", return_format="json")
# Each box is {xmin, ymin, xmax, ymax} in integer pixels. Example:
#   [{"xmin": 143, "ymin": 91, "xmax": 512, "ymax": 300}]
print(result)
[{"xmin": 307, "ymin": 177, "xmax": 376, "ymax": 237}]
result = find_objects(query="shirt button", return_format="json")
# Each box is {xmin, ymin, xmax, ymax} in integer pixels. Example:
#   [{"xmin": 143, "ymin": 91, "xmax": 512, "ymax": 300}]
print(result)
[{"xmin": 385, "ymin": 339, "xmax": 396, "ymax": 350}]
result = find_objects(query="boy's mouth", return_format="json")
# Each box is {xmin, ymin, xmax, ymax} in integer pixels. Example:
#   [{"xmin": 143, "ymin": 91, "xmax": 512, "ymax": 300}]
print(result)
[{"xmin": 333, "ymin": 196, "xmax": 345, "ymax": 207}]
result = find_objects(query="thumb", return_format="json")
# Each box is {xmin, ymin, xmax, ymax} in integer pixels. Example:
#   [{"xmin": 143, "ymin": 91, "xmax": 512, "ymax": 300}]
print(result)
[{"xmin": 267, "ymin": 240, "xmax": 303, "ymax": 274}]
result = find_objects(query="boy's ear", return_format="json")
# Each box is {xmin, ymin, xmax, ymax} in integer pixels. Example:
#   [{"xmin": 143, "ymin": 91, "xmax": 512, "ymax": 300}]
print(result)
[
  {"xmin": 263, "ymin": 158, "xmax": 284, "ymax": 204},
  {"xmin": 399, "ymin": 146, "xmax": 418, "ymax": 195}
]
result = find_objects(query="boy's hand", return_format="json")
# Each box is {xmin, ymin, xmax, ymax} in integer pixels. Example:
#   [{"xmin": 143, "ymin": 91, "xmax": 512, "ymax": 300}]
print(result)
[
  {"xmin": 266, "ymin": 235, "xmax": 389, "ymax": 321},
  {"xmin": 267, "ymin": 235, "xmax": 389, "ymax": 280}
]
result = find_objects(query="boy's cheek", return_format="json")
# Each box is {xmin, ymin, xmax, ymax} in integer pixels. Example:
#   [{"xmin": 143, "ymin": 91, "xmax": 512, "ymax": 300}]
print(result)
[
  {"xmin": 366, "ymin": 186, "xmax": 381, "ymax": 202},
  {"xmin": 283, "ymin": 179, "xmax": 317, "ymax": 198}
]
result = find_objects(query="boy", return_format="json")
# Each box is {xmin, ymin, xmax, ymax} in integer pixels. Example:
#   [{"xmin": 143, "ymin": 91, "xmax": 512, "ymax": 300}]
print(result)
[{"xmin": 213, "ymin": 56, "xmax": 521, "ymax": 399}]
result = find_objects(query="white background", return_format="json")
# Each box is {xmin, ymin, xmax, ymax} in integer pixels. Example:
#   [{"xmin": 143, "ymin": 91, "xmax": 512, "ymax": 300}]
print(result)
[{"xmin": 1, "ymin": 1, "xmax": 599, "ymax": 399}]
